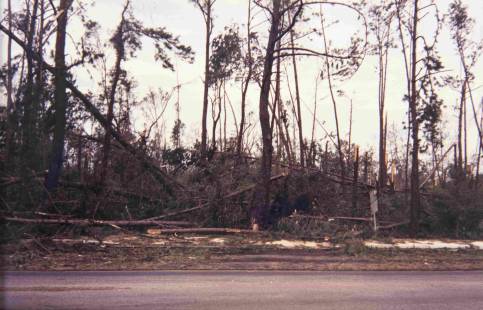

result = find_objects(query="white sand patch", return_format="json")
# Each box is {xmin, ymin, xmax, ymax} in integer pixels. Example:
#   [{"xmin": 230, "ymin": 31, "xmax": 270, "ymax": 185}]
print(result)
[
  {"xmin": 470, "ymin": 241, "xmax": 483, "ymax": 249},
  {"xmin": 262, "ymin": 240, "xmax": 332, "ymax": 249},
  {"xmin": 83, "ymin": 239, "xmax": 101, "ymax": 244},
  {"xmin": 209, "ymin": 238, "xmax": 226, "ymax": 244},
  {"xmin": 364, "ymin": 239, "xmax": 478, "ymax": 250},
  {"xmin": 102, "ymin": 240, "xmax": 120, "ymax": 245},
  {"xmin": 396, "ymin": 240, "xmax": 470, "ymax": 249},
  {"xmin": 364, "ymin": 241, "xmax": 394, "ymax": 249}
]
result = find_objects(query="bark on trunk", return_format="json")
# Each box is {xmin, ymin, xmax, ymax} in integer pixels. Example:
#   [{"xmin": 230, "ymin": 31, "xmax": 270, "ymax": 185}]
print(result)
[
  {"xmin": 44, "ymin": 0, "xmax": 72, "ymax": 193},
  {"xmin": 236, "ymin": 1, "xmax": 253, "ymax": 158},
  {"xmin": 457, "ymin": 80, "xmax": 467, "ymax": 178},
  {"xmin": 200, "ymin": 2, "xmax": 213, "ymax": 157},
  {"xmin": 409, "ymin": 0, "xmax": 421, "ymax": 236},
  {"xmin": 250, "ymin": 0, "xmax": 282, "ymax": 230},
  {"xmin": 288, "ymin": 10, "xmax": 304, "ymax": 168},
  {"xmin": 5, "ymin": 0, "xmax": 14, "ymax": 167}
]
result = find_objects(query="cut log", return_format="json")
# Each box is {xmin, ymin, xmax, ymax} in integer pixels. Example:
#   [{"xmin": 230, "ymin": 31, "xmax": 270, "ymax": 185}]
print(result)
[{"xmin": 145, "ymin": 228, "xmax": 259, "ymax": 235}]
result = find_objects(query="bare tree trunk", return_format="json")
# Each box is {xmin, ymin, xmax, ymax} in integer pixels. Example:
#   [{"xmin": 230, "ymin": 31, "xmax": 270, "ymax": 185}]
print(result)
[
  {"xmin": 348, "ymin": 99, "xmax": 353, "ymax": 164},
  {"xmin": 363, "ymin": 152, "xmax": 368, "ymax": 184},
  {"xmin": 223, "ymin": 82, "xmax": 227, "ymax": 151},
  {"xmin": 44, "ymin": 0, "xmax": 72, "ymax": 194},
  {"xmin": 77, "ymin": 133, "xmax": 83, "ymax": 182},
  {"xmin": 288, "ymin": 10, "xmax": 305, "ymax": 168},
  {"xmin": 200, "ymin": 1, "xmax": 214, "ymax": 157},
  {"xmin": 5, "ymin": 0, "xmax": 14, "ymax": 166},
  {"xmin": 378, "ymin": 51, "xmax": 388, "ymax": 191},
  {"xmin": 457, "ymin": 80, "xmax": 467, "ymax": 177},
  {"xmin": 396, "ymin": 0, "xmax": 412, "ymax": 209},
  {"xmin": 409, "ymin": 0, "xmax": 421, "ymax": 236},
  {"xmin": 250, "ymin": 0, "xmax": 283, "ymax": 230},
  {"xmin": 321, "ymin": 17, "xmax": 345, "ymax": 187},
  {"xmin": 211, "ymin": 82, "xmax": 222, "ymax": 150},
  {"xmin": 309, "ymin": 75, "xmax": 320, "ymax": 167},
  {"xmin": 237, "ymin": 1, "xmax": 252, "ymax": 157}
]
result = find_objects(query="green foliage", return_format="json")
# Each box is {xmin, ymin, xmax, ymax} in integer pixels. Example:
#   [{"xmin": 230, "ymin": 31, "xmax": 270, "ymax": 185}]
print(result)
[
  {"xmin": 209, "ymin": 25, "xmax": 242, "ymax": 85},
  {"xmin": 424, "ymin": 184, "xmax": 483, "ymax": 238},
  {"xmin": 110, "ymin": 2, "xmax": 194, "ymax": 69}
]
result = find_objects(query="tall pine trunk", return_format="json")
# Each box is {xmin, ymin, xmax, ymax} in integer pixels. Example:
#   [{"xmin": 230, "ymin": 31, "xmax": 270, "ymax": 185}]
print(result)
[
  {"xmin": 236, "ymin": 1, "xmax": 253, "ymax": 158},
  {"xmin": 200, "ymin": 2, "xmax": 213, "ymax": 156},
  {"xmin": 250, "ymin": 0, "xmax": 282, "ymax": 230},
  {"xmin": 45, "ymin": 0, "xmax": 72, "ymax": 193},
  {"xmin": 5, "ymin": 0, "xmax": 14, "ymax": 165},
  {"xmin": 409, "ymin": 0, "xmax": 421, "ymax": 235},
  {"xmin": 288, "ymin": 10, "xmax": 304, "ymax": 167}
]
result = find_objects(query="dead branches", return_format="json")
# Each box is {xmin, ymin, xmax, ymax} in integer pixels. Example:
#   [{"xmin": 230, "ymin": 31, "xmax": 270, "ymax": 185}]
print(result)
[{"xmin": 146, "ymin": 173, "xmax": 289, "ymax": 220}]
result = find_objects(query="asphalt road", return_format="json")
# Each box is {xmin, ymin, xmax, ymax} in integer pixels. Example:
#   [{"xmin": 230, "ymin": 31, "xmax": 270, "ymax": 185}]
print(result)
[{"xmin": 2, "ymin": 271, "xmax": 483, "ymax": 309}]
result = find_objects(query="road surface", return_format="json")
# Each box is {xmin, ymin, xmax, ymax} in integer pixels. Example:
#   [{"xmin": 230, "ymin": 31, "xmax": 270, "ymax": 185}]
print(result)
[{"xmin": 2, "ymin": 271, "xmax": 483, "ymax": 309}]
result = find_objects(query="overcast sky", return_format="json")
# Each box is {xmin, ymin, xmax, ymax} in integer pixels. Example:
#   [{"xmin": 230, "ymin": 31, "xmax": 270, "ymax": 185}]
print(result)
[{"xmin": 2, "ymin": 0, "xmax": 483, "ymax": 161}]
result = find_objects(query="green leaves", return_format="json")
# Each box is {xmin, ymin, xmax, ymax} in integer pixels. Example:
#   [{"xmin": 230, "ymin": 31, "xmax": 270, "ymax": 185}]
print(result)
[
  {"xmin": 208, "ymin": 25, "xmax": 242, "ymax": 85},
  {"xmin": 109, "ymin": 3, "xmax": 194, "ymax": 71}
]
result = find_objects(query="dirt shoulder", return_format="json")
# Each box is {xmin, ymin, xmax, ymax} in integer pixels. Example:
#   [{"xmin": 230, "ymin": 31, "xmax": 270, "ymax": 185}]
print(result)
[{"xmin": 2, "ymin": 234, "xmax": 482, "ymax": 271}]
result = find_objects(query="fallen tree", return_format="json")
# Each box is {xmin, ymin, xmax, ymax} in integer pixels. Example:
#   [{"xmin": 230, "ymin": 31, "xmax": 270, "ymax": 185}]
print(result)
[
  {"xmin": 145, "ymin": 227, "xmax": 259, "ymax": 234},
  {"xmin": 0, "ymin": 23, "xmax": 183, "ymax": 198}
]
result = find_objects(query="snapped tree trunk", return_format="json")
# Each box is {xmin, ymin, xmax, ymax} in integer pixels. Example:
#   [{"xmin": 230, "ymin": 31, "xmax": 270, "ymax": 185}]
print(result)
[{"xmin": 457, "ymin": 79, "xmax": 467, "ymax": 178}]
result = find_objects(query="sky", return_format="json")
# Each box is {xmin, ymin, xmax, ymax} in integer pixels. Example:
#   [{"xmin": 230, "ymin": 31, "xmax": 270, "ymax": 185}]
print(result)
[{"xmin": 1, "ymin": 0, "xmax": 483, "ymax": 163}]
